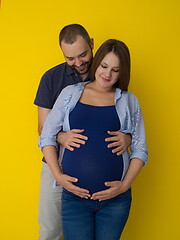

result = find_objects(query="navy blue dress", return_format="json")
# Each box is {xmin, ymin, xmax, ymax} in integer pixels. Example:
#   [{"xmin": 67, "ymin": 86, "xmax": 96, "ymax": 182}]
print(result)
[{"xmin": 62, "ymin": 102, "xmax": 124, "ymax": 194}]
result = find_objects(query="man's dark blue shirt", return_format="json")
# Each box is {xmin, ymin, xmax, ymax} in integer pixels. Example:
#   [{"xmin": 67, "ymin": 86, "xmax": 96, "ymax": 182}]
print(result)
[
  {"xmin": 34, "ymin": 62, "xmax": 90, "ymax": 109},
  {"xmin": 34, "ymin": 62, "xmax": 91, "ymax": 163}
]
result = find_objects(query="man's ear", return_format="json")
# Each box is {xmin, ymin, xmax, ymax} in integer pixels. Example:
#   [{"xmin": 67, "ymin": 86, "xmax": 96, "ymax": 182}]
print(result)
[{"xmin": 90, "ymin": 38, "xmax": 94, "ymax": 50}]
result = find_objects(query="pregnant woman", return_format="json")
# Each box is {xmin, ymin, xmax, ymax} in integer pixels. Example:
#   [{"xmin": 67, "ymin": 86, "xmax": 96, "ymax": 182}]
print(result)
[{"xmin": 39, "ymin": 39, "xmax": 148, "ymax": 240}]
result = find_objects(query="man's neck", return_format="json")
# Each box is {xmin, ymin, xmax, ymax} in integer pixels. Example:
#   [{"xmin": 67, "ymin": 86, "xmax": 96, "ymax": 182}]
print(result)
[{"xmin": 80, "ymin": 72, "xmax": 89, "ymax": 81}]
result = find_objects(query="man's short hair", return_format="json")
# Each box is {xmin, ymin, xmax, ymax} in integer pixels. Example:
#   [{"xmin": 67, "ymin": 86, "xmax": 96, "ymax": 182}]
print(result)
[{"xmin": 59, "ymin": 24, "xmax": 91, "ymax": 46}]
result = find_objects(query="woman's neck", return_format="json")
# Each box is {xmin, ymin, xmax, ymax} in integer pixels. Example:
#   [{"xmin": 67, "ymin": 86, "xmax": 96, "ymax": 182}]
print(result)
[
  {"xmin": 87, "ymin": 81, "xmax": 115, "ymax": 93},
  {"xmin": 79, "ymin": 82, "xmax": 116, "ymax": 106}
]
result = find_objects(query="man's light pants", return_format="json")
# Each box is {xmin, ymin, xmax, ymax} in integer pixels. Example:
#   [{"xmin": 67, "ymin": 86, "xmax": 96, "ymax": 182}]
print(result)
[{"xmin": 39, "ymin": 163, "xmax": 63, "ymax": 240}]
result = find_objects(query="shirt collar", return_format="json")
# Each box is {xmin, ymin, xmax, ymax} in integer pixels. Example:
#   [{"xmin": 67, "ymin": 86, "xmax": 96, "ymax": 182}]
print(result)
[
  {"xmin": 114, "ymin": 88, "xmax": 122, "ymax": 103},
  {"xmin": 65, "ymin": 63, "xmax": 76, "ymax": 76},
  {"xmin": 65, "ymin": 63, "xmax": 91, "ymax": 81}
]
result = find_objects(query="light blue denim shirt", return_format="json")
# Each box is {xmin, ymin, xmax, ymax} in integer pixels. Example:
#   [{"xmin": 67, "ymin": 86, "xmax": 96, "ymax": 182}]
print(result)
[{"xmin": 39, "ymin": 82, "xmax": 148, "ymax": 179}]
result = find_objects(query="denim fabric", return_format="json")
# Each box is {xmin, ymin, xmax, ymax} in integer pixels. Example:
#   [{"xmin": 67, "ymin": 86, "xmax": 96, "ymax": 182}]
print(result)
[
  {"xmin": 39, "ymin": 82, "xmax": 148, "ymax": 180},
  {"xmin": 62, "ymin": 189, "xmax": 132, "ymax": 240}
]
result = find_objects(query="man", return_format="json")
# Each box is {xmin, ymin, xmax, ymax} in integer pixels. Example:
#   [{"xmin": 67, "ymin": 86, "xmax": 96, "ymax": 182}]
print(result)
[{"xmin": 34, "ymin": 24, "xmax": 131, "ymax": 240}]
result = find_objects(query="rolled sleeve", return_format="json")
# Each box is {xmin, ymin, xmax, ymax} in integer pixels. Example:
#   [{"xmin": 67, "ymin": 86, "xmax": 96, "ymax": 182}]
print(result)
[
  {"xmin": 130, "ymin": 147, "xmax": 148, "ymax": 165},
  {"xmin": 130, "ymin": 103, "xmax": 148, "ymax": 164},
  {"xmin": 38, "ymin": 136, "xmax": 58, "ymax": 150}
]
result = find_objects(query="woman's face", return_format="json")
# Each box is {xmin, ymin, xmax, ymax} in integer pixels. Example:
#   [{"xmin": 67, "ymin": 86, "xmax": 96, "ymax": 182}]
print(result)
[{"xmin": 95, "ymin": 51, "xmax": 120, "ymax": 90}]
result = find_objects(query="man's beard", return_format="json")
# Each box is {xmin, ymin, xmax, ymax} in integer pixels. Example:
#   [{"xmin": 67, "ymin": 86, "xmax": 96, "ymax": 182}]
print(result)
[{"xmin": 70, "ymin": 59, "xmax": 92, "ymax": 76}]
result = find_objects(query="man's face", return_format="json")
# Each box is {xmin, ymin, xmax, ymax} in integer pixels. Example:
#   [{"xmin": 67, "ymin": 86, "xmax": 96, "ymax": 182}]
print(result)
[{"xmin": 61, "ymin": 35, "xmax": 93, "ymax": 76}]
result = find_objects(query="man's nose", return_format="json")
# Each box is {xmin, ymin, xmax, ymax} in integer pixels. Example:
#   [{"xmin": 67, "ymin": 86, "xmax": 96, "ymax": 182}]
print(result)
[{"xmin": 74, "ymin": 58, "xmax": 82, "ymax": 67}]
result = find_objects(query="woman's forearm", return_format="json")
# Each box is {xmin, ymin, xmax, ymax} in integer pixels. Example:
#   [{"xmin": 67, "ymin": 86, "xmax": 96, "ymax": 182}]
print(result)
[
  {"xmin": 122, "ymin": 158, "xmax": 144, "ymax": 189},
  {"xmin": 42, "ymin": 145, "xmax": 91, "ymax": 198},
  {"xmin": 42, "ymin": 145, "xmax": 63, "ymax": 180}
]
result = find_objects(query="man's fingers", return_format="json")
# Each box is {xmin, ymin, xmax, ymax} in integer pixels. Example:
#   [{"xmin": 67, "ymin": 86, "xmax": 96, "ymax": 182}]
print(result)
[
  {"xmin": 71, "ymin": 129, "xmax": 88, "ymax": 140},
  {"xmin": 69, "ymin": 142, "xmax": 81, "ymax": 148},
  {"xmin": 107, "ymin": 130, "xmax": 119, "ymax": 135},
  {"xmin": 116, "ymin": 150, "xmax": 123, "ymax": 156},
  {"xmin": 112, "ymin": 147, "xmax": 123, "ymax": 154},
  {"xmin": 74, "ymin": 134, "xmax": 88, "ymax": 141},
  {"xmin": 66, "ymin": 145, "xmax": 74, "ymax": 151},
  {"xmin": 72, "ymin": 138, "xmax": 86, "ymax": 145},
  {"xmin": 67, "ymin": 140, "xmax": 86, "ymax": 149},
  {"xmin": 107, "ymin": 141, "xmax": 120, "ymax": 148},
  {"xmin": 105, "ymin": 136, "xmax": 118, "ymax": 142},
  {"xmin": 71, "ymin": 129, "xmax": 85, "ymax": 133}
]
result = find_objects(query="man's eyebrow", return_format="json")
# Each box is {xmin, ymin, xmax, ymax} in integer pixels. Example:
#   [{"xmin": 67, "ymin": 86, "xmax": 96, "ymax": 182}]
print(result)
[
  {"xmin": 65, "ymin": 51, "xmax": 87, "ymax": 59},
  {"xmin": 79, "ymin": 51, "xmax": 87, "ymax": 56},
  {"xmin": 65, "ymin": 56, "xmax": 74, "ymax": 59}
]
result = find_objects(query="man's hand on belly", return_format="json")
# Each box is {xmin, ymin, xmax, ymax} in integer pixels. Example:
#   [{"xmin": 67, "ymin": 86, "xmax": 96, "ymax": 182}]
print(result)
[
  {"xmin": 57, "ymin": 129, "xmax": 88, "ymax": 151},
  {"xmin": 105, "ymin": 131, "xmax": 131, "ymax": 155}
]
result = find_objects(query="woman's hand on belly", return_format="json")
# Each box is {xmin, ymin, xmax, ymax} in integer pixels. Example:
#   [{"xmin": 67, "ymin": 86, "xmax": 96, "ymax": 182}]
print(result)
[
  {"xmin": 91, "ymin": 180, "xmax": 129, "ymax": 201},
  {"xmin": 56, "ymin": 173, "xmax": 91, "ymax": 199}
]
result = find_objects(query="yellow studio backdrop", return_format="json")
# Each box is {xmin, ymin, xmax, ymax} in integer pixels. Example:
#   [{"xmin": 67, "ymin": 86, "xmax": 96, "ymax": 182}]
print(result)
[{"xmin": 0, "ymin": 0, "xmax": 180, "ymax": 239}]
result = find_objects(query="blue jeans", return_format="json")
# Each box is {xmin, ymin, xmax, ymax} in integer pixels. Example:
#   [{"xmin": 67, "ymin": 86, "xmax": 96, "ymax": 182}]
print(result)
[{"xmin": 62, "ymin": 188, "xmax": 132, "ymax": 240}]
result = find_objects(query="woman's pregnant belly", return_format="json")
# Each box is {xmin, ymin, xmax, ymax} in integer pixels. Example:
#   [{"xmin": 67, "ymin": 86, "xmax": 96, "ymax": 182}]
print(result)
[
  {"xmin": 62, "ymin": 132, "xmax": 123, "ymax": 195},
  {"xmin": 62, "ymin": 102, "xmax": 124, "ymax": 195}
]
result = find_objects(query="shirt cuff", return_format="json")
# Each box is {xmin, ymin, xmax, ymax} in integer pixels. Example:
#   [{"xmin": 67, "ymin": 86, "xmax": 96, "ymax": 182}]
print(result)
[
  {"xmin": 38, "ymin": 136, "xmax": 58, "ymax": 150},
  {"xmin": 130, "ymin": 151, "xmax": 148, "ymax": 165}
]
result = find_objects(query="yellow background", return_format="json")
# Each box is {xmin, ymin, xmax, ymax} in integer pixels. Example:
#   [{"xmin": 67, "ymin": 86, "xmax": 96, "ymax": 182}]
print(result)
[{"xmin": 0, "ymin": 0, "xmax": 180, "ymax": 239}]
